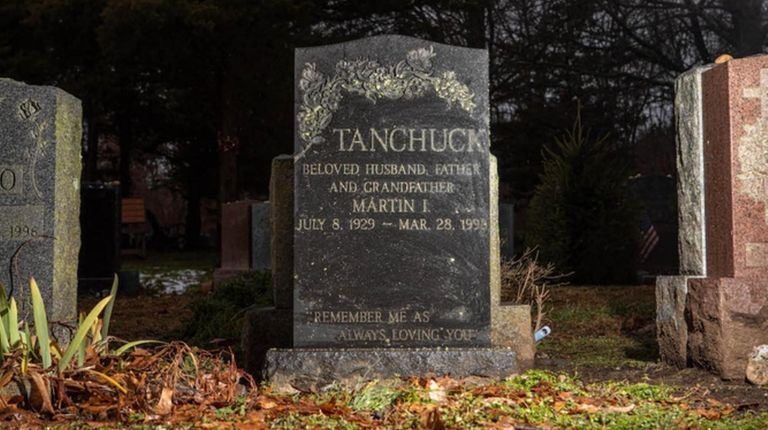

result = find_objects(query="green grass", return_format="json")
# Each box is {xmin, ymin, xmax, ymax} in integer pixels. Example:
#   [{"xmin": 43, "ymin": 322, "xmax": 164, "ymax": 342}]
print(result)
[
  {"xmin": 263, "ymin": 370, "xmax": 768, "ymax": 430},
  {"xmin": 539, "ymin": 284, "xmax": 658, "ymax": 367},
  {"xmin": 121, "ymin": 250, "xmax": 217, "ymax": 274}
]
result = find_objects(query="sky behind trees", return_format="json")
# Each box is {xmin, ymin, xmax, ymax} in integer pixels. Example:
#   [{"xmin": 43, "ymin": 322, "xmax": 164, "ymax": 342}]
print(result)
[{"xmin": 1, "ymin": 0, "xmax": 766, "ymax": 243}]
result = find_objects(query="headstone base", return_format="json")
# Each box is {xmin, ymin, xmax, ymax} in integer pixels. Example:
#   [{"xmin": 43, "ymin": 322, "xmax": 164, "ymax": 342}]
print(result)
[
  {"xmin": 687, "ymin": 277, "xmax": 768, "ymax": 379},
  {"xmin": 656, "ymin": 275, "xmax": 700, "ymax": 368},
  {"xmin": 491, "ymin": 304, "xmax": 534, "ymax": 368},
  {"xmin": 265, "ymin": 348, "xmax": 525, "ymax": 392}
]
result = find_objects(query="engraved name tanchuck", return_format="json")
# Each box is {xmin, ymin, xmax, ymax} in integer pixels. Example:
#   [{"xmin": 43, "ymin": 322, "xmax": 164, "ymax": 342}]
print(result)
[{"xmin": 334, "ymin": 127, "xmax": 488, "ymax": 152}]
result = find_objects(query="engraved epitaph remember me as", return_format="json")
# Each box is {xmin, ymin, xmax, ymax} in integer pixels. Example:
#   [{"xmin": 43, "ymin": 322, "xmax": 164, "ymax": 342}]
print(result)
[{"xmin": 293, "ymin": 35, "xmax": 492, "ymax": 348}]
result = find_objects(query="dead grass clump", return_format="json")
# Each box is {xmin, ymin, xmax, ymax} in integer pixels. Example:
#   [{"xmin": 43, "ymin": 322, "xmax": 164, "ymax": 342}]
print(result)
[
  {"xmin": 501, "ymin": 248, "xmax": 569, "ymax": 331},
  {"xmin": 0, "ymin": 341, "xmax": 256, "ymax": 423}
]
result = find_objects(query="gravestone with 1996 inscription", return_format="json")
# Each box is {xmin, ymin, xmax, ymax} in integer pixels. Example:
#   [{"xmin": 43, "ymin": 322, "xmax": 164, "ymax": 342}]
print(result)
[{"xmin": 0, "ymin": 78, "xmax": 81, "ymax": 330}]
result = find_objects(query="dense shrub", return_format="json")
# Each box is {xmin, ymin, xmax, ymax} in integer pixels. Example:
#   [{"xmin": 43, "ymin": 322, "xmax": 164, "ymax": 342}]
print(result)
[
  {"xmin": 524, "ymin": 109, "xmax": 639, "ymax": 284},
  {"xmin": 178, "ymin": 271, "xmax": 272, "ymax": 357}
]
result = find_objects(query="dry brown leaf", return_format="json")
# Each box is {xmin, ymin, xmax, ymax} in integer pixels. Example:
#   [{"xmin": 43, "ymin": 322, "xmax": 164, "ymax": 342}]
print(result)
[
  {"xmin": 424, "ymin": 408, "xmax": 445, "ymax": 430},
  {"xmin": 428, "ymin": 380, "xmax": 447, "ymax": 403},
  {"xmin": 604, "ymin": 404, "xmax": 635, "ymax": 413},
  {"xmin": 694, "ymin": 407, "xmax": 722, "ymax": 419},
  {"xmin": 553, "ymin": 400, "xmax": 567, "ymax": 412},
  {"xmin": 257, "ymin": 398, "xmax": 278, "ymax": 410},
  {"xmin": 575, "ymin": 403, "xmax": 601, "ymax": 414},
  {"xmin": 153, "ymin": 387, "xmax": 174, "ymax": 415},
  {"xmin": 28, "ymin": 372, "xmax": 54, "ymax": 415}
]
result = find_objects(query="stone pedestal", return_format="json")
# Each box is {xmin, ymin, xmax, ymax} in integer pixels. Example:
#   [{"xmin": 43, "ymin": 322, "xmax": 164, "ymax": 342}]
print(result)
[
  {"xmin": 687, "ymin": 278, "xmax": 768, "ymax": 379},
  {"xmin": 266, "ymin": 348, "xmax": 521, "ymax": 392},
  {"xmin": 656, "ymin": 276, "xmax": 697, "ymax": 368}
]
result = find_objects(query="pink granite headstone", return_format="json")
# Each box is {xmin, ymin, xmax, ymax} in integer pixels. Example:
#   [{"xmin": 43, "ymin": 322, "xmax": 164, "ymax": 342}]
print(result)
[{"xmin": 687, "ymin": 55, "xmax": 768, "ymax": 379}]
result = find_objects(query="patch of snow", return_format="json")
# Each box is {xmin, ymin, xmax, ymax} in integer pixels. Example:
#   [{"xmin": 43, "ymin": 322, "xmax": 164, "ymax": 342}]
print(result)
[{"xmin": 140, "ymin": 269, "xmax": 206, "ymax": 294}]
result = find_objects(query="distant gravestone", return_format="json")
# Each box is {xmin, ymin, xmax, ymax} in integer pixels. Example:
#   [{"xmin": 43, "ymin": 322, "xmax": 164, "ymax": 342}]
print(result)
[
  {"xmin": 213, "ymin": 199, "xmax": 257, "ymax": 285},
  {"xmin": 78, "ymin": 182, "xmax": 121, "ymax": 293},
  {"xmin": 293, "ymin": 35, "xmax": 492, "ymax": 348},
  {"xmin": 250, "ymin": 202, "xmax": 271, "ymax": 271},
  {"xmin": 0, "ymin": 78, "xmax": 81, "ymax": 325}
]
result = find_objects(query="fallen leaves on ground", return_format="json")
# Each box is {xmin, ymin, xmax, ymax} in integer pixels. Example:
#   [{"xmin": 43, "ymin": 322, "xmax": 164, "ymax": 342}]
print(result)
[{"xmin": 0, "ymin": 367, "xmax": 764, "ymax": 429}]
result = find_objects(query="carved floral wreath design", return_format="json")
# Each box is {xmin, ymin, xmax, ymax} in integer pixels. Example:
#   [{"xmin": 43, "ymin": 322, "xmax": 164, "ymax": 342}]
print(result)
[{"xmin": 297, "ymin": 46, "xmax": 477, "ymax": 150}]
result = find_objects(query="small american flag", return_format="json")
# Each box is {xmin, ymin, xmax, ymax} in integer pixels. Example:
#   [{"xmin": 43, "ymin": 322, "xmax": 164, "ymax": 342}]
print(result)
[{"xmin": 639, "ymin": 213, "xmax": 659, "ymax": 263}]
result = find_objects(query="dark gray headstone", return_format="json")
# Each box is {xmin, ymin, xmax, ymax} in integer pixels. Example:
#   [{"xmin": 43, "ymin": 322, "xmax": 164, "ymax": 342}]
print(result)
[
  {"xmin": 293, "ymin": 35, "xmax": 491, "ymax": 347},
  {"xmin": 0, "ymin": 78, "xmax": 82, "ymax": 324},
  {"xmin": 251, "ymin": 202, "xmax": 271, "ymax": 271}
]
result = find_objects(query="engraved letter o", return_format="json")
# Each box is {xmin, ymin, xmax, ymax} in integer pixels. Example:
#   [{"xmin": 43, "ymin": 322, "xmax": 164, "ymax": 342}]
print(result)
[{"xmin": 0, "ymin": 169, "xmax": 15, "ymax": 191}]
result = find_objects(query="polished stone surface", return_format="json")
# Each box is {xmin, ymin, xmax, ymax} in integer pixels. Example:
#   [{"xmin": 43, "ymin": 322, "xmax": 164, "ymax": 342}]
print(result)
[
  {"xmin": 0, "ymin": 78, "xmax": 81, "ymax": 327},
  {"xmin": 702, "ymin": 57, "xmax": 768, "ymax": 278},
  {"xmin": 293, "ymin": 35, "xmax": 492, "ymax": 347}
]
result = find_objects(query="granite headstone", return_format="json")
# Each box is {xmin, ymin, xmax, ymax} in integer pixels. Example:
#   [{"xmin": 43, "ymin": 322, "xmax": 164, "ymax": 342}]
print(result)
[
  {"xmin": 293, "ymin": 35, "xmax": 491, "ymax": 348},
  {"xmin": 686, "ymin": 56, "xmax": 768, "ymax": 379},
  {"xmin": 0, "ymin": 78, "xmax": 81, "ymax": 325},
  {"xmin": 656, "ymin": 65, "xmax": 711, "ymax": 368}
]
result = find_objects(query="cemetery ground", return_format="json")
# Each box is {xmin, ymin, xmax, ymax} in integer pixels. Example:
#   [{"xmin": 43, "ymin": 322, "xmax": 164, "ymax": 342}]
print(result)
[{"xmin": 51, "ymin": 254, "xmax": 768, "ymax": 429}]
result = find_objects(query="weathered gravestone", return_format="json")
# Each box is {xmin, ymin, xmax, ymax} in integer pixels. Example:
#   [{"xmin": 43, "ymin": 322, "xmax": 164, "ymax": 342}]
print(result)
[
  {"xmin": 656, "ymin": 65, "xmax": 711, "ymax": 368},
  {"xmin": 0, "ymin": 78, "xmax": 81, "ymax": 328},
  {"xmin": 261, "ymin": 35, "xmax": 532, "ymax": 390},
  {"xmin": 660, "ymin": 56, "xmax": 768, "ymax": 379}
]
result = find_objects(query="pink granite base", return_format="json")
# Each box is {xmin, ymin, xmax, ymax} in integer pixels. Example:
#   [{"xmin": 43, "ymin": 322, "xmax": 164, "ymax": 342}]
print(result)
[{"xmin": 687, "ymin": 277, "xmax": 768, "ymax": 379}]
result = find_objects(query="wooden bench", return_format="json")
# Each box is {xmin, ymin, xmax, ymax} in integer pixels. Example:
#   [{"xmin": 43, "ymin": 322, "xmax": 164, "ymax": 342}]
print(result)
[{"xmin": 121, "ymin": 198, "xmax": 148, "ymax": 258}]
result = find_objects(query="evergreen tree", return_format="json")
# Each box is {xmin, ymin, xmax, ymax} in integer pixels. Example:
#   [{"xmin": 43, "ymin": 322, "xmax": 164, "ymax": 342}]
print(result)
[{"xmin": 524, "ymin": 107, "xmax": 639, "ymax": 284}]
